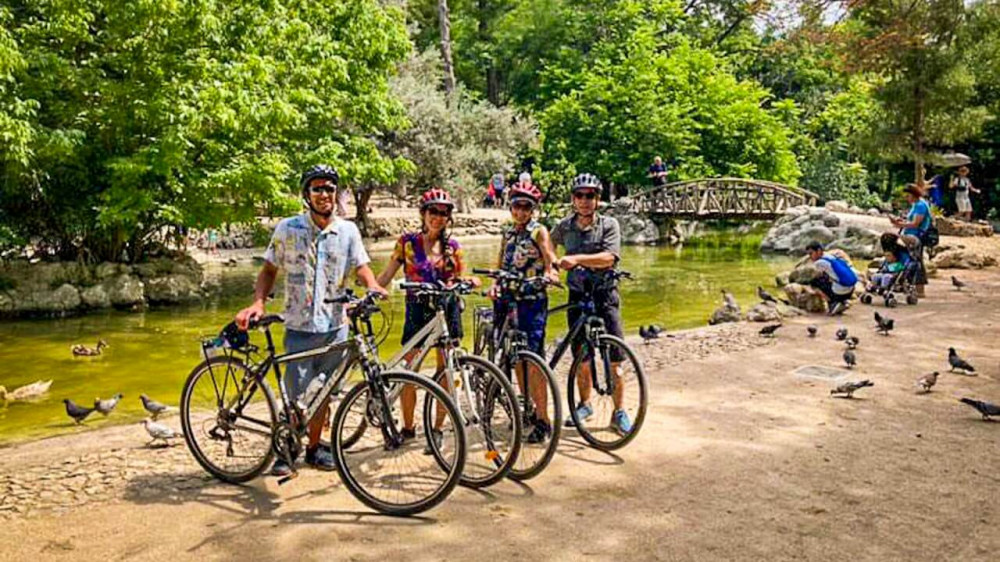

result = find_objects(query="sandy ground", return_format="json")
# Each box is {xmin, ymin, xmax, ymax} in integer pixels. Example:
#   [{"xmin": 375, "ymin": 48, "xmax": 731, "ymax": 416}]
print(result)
[{"xmin": 3, "ymin": 241, "xmax": 1000, "ymax": 562}]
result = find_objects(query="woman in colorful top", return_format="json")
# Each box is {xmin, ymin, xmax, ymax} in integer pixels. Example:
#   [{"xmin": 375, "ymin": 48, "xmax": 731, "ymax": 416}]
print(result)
[
  {"xmin": 487, "ymin": 182, "xmax": 559, "ymax": 443},
  {"xmin": 376, "ymin": 188, "xmax": 476, "ymax": 441}
]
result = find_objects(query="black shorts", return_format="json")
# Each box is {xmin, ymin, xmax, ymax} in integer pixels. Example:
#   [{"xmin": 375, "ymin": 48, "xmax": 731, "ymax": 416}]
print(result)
[
  {"xmin": 402, "ymin": 297, "xmax": 463, "ymax": 344},
  {"xmin": 567, "ymin": 289, "xmax": 625, "ymax": 362}
]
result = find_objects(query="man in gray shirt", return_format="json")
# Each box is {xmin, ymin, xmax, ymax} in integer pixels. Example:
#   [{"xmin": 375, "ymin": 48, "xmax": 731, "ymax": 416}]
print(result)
[{"xmin": 551, "ymin": 172, "xmax": 632, "ymax": 436}]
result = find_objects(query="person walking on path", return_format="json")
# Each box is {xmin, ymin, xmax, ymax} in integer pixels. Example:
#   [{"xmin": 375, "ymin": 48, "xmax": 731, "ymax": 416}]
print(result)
[
  {"xmin": 235, "ymin": 164, "xmax": 387, "ymax": 477},
  {"xmin": 950, "ymin": 166, "xmax": 981, "ymax": 221}
]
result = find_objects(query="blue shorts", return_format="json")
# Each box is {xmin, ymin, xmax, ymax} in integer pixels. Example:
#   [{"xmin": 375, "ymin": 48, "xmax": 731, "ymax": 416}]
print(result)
[
  {"xmin": 283, "ymin": 326, "xmax": 349, "ymax": 400},
  {"xmin": 494, "ymin": 295, "xmax": 548, "ymax": 355}
]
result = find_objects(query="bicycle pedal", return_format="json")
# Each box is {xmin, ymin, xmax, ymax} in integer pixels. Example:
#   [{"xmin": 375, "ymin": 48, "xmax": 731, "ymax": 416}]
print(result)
[{"xmin": 276, "ymin": 471, "xmax": 300, "ymax": 486}]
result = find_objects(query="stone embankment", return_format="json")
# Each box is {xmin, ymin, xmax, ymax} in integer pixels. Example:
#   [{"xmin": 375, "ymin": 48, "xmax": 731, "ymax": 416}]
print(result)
[
  {"xmin": 0, "ymin": 256, "xmax": 205, "ymax": 318},
  {"xmin": 760, "ymin": 203, "xmax": 888, "ymax": 259}
]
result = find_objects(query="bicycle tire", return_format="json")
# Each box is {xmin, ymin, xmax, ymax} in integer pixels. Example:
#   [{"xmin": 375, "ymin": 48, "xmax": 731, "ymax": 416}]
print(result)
[
  {"xmin": 507, "ymin": 350, "xmax": 562, "ymax": 481},
  {"xmin": 181, "ymin": 356, "xmax": 278, "ymax": 483},
  {"xmin": 332, "ymin": 370, "xmax": 466, "ymax": 516},
  {"xmin": 426, "ymin": 354, "xmax": 523, "ymax": 488},
  {"xmin": 566, "ymin": 334, "xmax": 648, "ymax": 451}
]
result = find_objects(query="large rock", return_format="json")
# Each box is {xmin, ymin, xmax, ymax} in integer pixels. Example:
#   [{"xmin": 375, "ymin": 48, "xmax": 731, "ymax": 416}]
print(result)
[
  {"xmin": 145, "ymin": 274, "xmax": 202, "ymax": 303},
  {"xmin": 709, "ymin": 304, "xmax": 742, "ymax": 325},
  {"xmin": 932, "ymin": 250, "xmax": 998, "ymax": 270},
  {"xmin": 31, "ymin": 283, "xmax": 81, "ymax": 313},
  {"xmin": 617, "ymin": 214, "xmax": 660, "ymax": 245},
  {"xmin": 746, "ymin": 302, "xmax": 781, "ymax": 322},
  {"xmin": 825, "ymin": 200, "xmax": 850, "ymax": 213},
  {"xmin": 935, "ymin": 217, "xmax": 994, "ymax": 237},
  {"xmin": 789, "ymin": 261, "xmax": 822, "ymax": 285},
  {"xmin": 762, "ymin": 206, "xmax": 884, "ymax": 258},
  {"xmin": 105, "ymin": 274, "xmax": 145, "ymax": 306},
  {"xmin": 783, "ymin": 283, "xmax": 827, "ymax": 313},
  {"xmin": 80, "ymin": 284, "xmax": 111, "ymax": 308}
]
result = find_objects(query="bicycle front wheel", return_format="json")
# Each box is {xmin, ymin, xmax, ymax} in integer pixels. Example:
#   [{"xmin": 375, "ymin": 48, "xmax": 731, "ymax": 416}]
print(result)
[
  {"xmin": 427, "ymin": 354, "xmax": 522, "ymax": 488},
  {"xmin": 567, "ymin": 334, "xmax": 648, "ymax": 451},
  {"xmin": 332, "ymin": 370, "xmax": 466, "ymax": 516},
  {"xmin": 507, "ymin": 350, "xmax": 562, "ymax": 481},
  {"xmin": 180, "ymin": 356, "xmax": 277, "ymax": 483}
]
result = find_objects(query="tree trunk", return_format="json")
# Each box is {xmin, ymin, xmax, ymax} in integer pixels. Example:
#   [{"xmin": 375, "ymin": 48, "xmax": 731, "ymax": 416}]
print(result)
[
  {"xmin": 354, "ymin": 185, "xmax": 374, "ymax": 238},
  {"xmin": 438, "ymin": 0, "xmax": 456, "ymax": 96},
  {"xmin": 477, "ymin": 0, "xmax": 501, "ymax": 105},
  {"xmin": 912, "ymin": 83, "xmax": 925, "ymax": 184}
]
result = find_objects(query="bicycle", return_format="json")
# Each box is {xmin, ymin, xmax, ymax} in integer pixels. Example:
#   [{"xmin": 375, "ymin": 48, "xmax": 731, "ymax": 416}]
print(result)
[
  {"xmin": 546, "ymin": 268, "xmax": 648, "ymax": 451},
  {"xmin": 180, "ymin": 290, "xmax": 467, "ymax": 516},
  {"xmin": 386, "ymin": 279, "xmax": 523, "ymax": 488},
  {"xmin": 471, "ymin": 268, "xmax": 563, "ymax": 481}
]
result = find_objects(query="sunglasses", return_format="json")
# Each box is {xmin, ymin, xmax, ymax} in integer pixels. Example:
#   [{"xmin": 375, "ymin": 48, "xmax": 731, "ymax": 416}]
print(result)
[
  {"xmin": 426, "ymin": 207, "xmax": 451, "ymax": 218},
  {"xmin": 309, "ymin": 185, "xmax": 337, "ymax": 195},
  {"xmin": 511, "ymin": 202, "xmax": 535, "ymax": 211},
  {"xmin": 573, "ymin": 191, "xmax": 598, "ymax": 201}
]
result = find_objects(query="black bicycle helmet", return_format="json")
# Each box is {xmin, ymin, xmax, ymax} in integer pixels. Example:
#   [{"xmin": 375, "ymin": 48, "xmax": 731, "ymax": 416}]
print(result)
[
  {"xmin": 299, "ymin": 164, "xmax": 340, "ymax": 193},
  {"xmin": 571, "ymin": 173, "xmax": 602, "ymax": 193}
]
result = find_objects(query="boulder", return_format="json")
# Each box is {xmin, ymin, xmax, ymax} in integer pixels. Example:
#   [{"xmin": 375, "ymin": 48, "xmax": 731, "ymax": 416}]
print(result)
[
  {"xmin": 617, "ymin": 214, "xmax": 660, "ymax": 245},
  {"xmin": 935, "ymin": 217, "xmax": 994, "ymax": 237},
  {"xmin": 789, "ymin": 261, "xmax": 822, "ymax": 285},
  {"xmin": 822, "ymin": 214, "xmax": 841, "ymax": 228},
  {"xmin": 105, "ymin": 274, "xmax": 145, "ymax": 306},
  {"xmin": 774, "ymin": 271, "xmax": 790, "ymax": 288},
  {"xmin": 792, "ymin": 225, "xmax": 835, "ymax": 248},
  {"xmin": 783, "ymin": 283, "xmax": 827, "ymax": 313},
  {"xmin": 80, "ymin": 284, "xmax": 111, "ymax": 308},
  {"xmin": 867, "ymin": 208, "xmax": 881, "ymax": 216},
  {"xmin": 144, "ymin": 274, "xmax": 202, "ymax": 303},
  {"xmin": 824, "ymin": 200, "xmax": 850, "ymax": 213},
  {"xmin": 95, "ymin": 262, "xmax": 131, "ymax": 279},
  {"xmin": 931, "ymin": 250, "xmax": 998, "ymax": 270},
  {"xmin": 709, "ymin": 304, "xmax": 742, "ymax": 325},
  {"xmin": 746, "ymin": 302, "xmax": 781, "ymax": 322},
  {"xmin": 31, "ymin": 283, "xmax": 81, "ymax": 313}
]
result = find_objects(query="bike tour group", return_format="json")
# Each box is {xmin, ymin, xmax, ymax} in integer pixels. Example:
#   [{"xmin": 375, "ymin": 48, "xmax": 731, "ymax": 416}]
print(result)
[{"xmin": 179, "ymin": 164, "xmax": 648, "ymax": 515}]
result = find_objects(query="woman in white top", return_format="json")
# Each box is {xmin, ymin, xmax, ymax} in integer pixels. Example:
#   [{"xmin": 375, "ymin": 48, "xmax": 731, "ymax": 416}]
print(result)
[{"xmin": 950, "ymin": 166, "xmax": 981, "ymax": 221}]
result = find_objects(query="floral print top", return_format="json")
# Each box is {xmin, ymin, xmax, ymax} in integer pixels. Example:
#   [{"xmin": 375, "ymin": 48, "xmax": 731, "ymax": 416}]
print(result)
[{"xmin": 391, "ymin": 232, "xmax": 464, "ymax": 300}]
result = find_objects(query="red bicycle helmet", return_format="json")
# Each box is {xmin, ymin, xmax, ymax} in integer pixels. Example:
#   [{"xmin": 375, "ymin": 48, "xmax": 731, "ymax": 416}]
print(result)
[
  {"xmin": 420, "ymin": 188, "xmax": 455, "ymax": 210},
  {"xmin": 508, "ymin": 183, "xmax": 543, "ymax": 205}
]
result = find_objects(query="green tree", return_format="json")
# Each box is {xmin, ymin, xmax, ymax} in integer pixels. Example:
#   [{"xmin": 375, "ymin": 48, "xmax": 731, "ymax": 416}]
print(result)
[
  {"xmin": 0, "ymin": 0, "xmax": 411, "ymax": 262},
  {"xmin": 539, "ymin": 33, "xmax": 800, "ymax": 193}
]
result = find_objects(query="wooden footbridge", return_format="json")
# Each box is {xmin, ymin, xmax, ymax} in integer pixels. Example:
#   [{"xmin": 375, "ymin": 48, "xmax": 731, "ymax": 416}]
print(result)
[{"xmin": 617, "ymin": 178, "xmax": 819, "ymax": 220}]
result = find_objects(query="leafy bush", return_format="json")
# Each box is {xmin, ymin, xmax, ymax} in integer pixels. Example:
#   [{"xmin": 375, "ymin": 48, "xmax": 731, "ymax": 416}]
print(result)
[{"xmin": 800, "ymin": 149, "xmax": 882, "ymax": 209}]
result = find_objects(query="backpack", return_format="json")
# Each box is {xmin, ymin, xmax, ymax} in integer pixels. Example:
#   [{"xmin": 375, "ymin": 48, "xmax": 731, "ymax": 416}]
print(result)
[
  {"xmin": 920, "ymin": 223, "xmax": 940, "ymax": 248},
  {"xmin": 820, "ymin": 256, "xmax": 858, "ymax": 287}
]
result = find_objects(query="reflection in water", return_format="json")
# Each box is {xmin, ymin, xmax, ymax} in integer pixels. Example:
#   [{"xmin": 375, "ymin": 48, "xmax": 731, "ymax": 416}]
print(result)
[{"xmin": 0, "ymin": 237, "xmax": 793, "ymax": 443}]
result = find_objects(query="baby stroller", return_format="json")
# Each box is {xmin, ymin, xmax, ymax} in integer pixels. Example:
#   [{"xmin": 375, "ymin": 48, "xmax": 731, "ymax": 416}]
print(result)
[{"xmin": 860, "ymin": 232, "xmax": 921, "ymax": 308}]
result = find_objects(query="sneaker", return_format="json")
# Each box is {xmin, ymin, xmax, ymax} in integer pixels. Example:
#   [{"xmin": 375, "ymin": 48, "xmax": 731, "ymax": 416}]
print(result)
[
  {"xmin": 611, "ymin": 409, "xmax": 632, "ymax": 436},
  {"xmin": 828, "ymin": 301, "xmax": 847, "ymax": 316},
  {"xmin": 270, "ymin": 458, "xmax": 293, "ymax": 477},
  {"xmin": 400, "ymin": 427, "xmax": 416, "ymax": 441},
  {"xmin": 525, "ymin": 420, "xmax": 552, "ymax": 444},
  {"xmin": 564, "ymin": 402, "xmax": 594, "ymax": 428},
  {"xmin": 304, "ymin": 446, "xmax": 337, "ymax": 471},
  {"xmin": 423, "ymin": 429, "xmax": 443, "ymax": 455}
]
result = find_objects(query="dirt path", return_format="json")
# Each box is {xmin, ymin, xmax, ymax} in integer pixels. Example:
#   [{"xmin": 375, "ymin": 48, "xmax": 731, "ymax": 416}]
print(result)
[{"xmin": 3, "ymin": 263, "xmax": 1000, "ymax": 561}]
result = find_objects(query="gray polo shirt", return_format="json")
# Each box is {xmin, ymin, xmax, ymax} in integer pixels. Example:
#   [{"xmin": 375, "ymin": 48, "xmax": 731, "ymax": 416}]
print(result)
[{"xmin": 551, "ymin": 213, "xmax": 621, "ymax": 292}]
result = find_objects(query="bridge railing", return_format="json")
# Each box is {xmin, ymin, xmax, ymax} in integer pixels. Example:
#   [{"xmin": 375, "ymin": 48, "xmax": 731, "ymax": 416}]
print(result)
[{"xmin": 615, "ymin": 178, "xmax": 818, "ymax": 218}]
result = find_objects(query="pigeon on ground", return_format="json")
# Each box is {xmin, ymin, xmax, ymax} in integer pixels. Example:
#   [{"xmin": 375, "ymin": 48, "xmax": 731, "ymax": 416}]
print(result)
[
  {"xmin": 63, "ymin": 399, "xmax": 95, "ymax": 424},
  {"xmin": 951, "ymin": 276, "xmax": 966, "ymax": 291},
  {"xmin": 835, "ymin": 328, "xmax": 848, "ymax": 341},
  {"xmin": 648, "ymin": 324, "xmax": 664, "ymax": 336},
  {"xmin": 142, "ymin": 419, "xmax": 181, "ymax": 446},
  {"xmin": 94, "ymin": 393, "xmax": 123, "ymax": 416},
  {"xmin": 843, "ymin": 349, "xmax": 857, "ymax": 369},
  {"xmin": 916, "ymin": 372, "xmax": 939, "ymax": 393},
  {"xmin": 845, "ymin": 336, "xmax": 860, "ymax": 350},
  {"xmin": 830, "ymin": 380, "xmax": 874, "ymax": 398},
  {"xmin": 759, "ymin": 324, "xmax": 782, "ymax": 337},
  {"xmin": 757, "ymin": 286, "xmax": 789, "ymax": 306},
  {"xmin": 959, "ymin": 398, "xmax": 1000, "ymax": 420},
  {"xmin": 807, "ymin": 325, "xmax": 818, "ymax": 338},
  {"xmin": 639, "ymin": 326, "xmax": 660, "ymax": 344},
  {"xmin": 140, "ymin": 394, "xmax": 173, "ymax": 419},
  {"xmin": 948, "ymin": 348, "xmax": 976, "ymax": 374},
  {"xmin": 874, "ymin": 312, "xmax": 894, "ymax": 335}
]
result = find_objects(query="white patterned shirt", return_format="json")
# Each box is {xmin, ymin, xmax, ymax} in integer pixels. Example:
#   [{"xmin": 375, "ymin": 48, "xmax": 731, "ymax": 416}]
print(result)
[{"xmin": 263, "ymin": 213, "xmax": 370, "ymax": 333}]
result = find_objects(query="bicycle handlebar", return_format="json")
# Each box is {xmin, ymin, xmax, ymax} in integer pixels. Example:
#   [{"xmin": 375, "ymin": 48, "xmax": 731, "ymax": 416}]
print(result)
[{"xmin": 399, "ymin": 279, "xmax": 476, "ymax": 297}]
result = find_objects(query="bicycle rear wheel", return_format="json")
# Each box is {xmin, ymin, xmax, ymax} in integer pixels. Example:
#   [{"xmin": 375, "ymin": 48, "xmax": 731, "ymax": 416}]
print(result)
[
  {"xmin": 426, "ymin": 354, "xmax": 522, "ymax": 488},
  {"xmin": 181, "ymin": 356, "xmax": 277, "ymax": 483},
  {"xmin": 507, "ymin": 350, "xmax": 562, "ymax": 481},
  {"xmin": 567, "ymin": 335, "xmax": 647, "ymax": 451},
  {"xmin": 332, "ymin": 370, "xmax": 466, "ymax": 516}
]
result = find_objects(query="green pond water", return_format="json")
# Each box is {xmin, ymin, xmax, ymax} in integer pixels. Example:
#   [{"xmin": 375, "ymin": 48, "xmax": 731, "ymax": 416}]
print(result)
[{"xmin": 0, "ymin": 232, "xmax": 794, "ymax": 445}]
